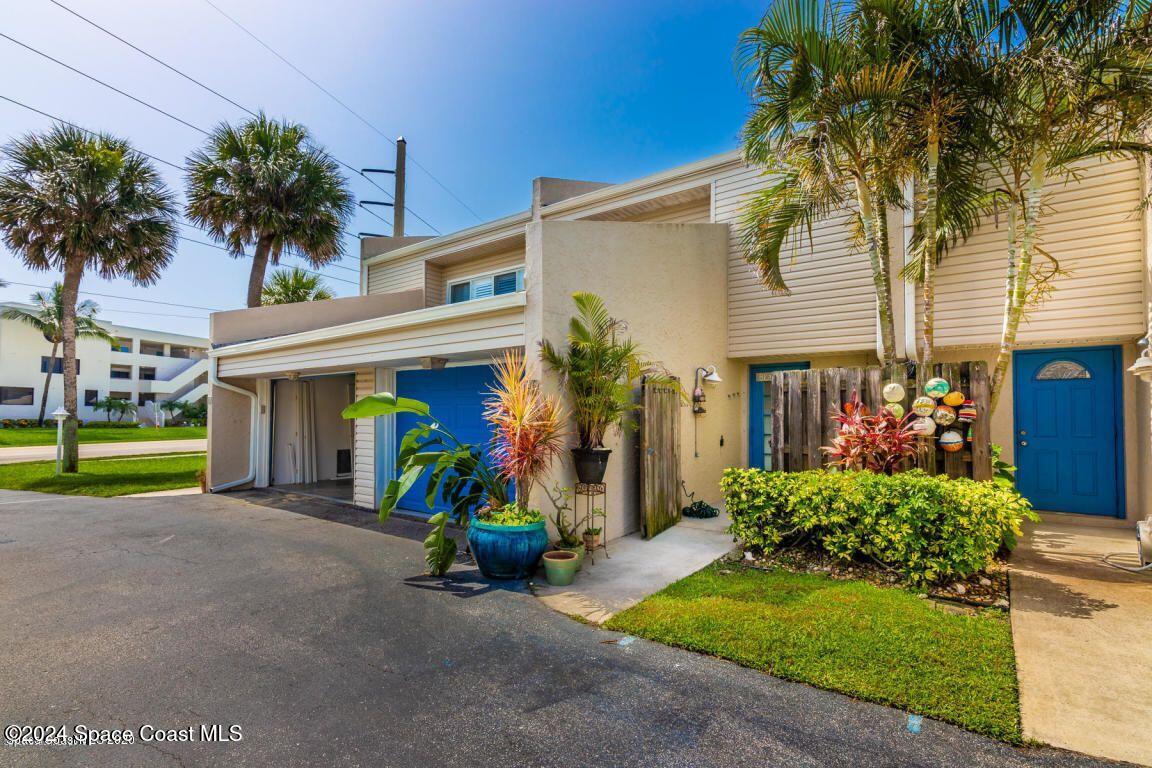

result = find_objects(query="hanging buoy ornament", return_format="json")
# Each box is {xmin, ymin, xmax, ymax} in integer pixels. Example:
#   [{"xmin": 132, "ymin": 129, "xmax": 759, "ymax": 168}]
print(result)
[
  {"xmin": 886, "ymin": 403, "xmax": 905, "ymax": 419},
  {"xmin": 958, "ymin": 400, "xmax": 978, "ymax": 423},
  {"xmin": 882, "ymin": 382, "xmax": 906, "ymax": 403},
  {"xmin": 933, "ymin": 405, "xmax": 957, "ymax": 426},
  {"xmin": 924, "ymin": 377, "xmax": 951, "ymax": 399},
  {"xmin": 942, "ymin": 390, "xmax": 965, "ymax": 407},
  {"xmin": 939, "ymin": 430, "xmax": 964, "ymax": 452},
  {"xmin": 912, "ymin": 416, "xmax": 937, "ymax": 436},
  {"xmin": 912, "ymin": 396, "xmax": 936, "ymax": 417}
]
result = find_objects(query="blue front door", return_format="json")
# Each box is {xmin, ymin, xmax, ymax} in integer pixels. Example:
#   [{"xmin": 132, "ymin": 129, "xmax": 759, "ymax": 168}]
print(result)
[
  {"xmin": 749, "ymin": 362, "xmax": 810, "ymax": 470},
  {"xmin": 395, "ymin": 365, "xmax": 498, "ymax": 516},
  {"xmin": 1013, "ymin": 347, "xmax": 1123, "ymax": 517}
]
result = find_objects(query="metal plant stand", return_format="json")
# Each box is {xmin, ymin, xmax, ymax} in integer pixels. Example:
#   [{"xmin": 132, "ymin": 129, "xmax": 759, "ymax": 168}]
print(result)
[{"xmin": 575, "ymin": 482, "xmax": 608, "ymax": 563}]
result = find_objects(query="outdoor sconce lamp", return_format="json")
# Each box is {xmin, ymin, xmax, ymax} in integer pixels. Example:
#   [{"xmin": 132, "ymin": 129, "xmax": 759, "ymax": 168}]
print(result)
[
  {"xmin": 1128, "ymin": 337, "xmax": 1152, "ymax": 383},
  {"xmin": 692, "ymin": 365, "xmax": 723, "ymax": 414}
]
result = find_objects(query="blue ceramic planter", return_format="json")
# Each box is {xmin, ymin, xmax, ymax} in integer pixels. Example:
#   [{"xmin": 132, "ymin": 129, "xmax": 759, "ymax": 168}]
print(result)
[{"xmin": 467, "ymin": 518, "xmax": 549, "ymax": 580}]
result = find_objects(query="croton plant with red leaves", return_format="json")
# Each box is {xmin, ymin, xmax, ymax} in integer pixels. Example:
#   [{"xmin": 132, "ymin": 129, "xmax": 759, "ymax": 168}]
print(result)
[{"xmin": 822, "ymin": 393, "xmax": 918, "ymax": 475}]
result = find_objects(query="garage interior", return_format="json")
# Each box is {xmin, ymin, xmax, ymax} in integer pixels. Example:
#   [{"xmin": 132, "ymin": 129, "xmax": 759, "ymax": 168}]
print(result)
[{"xmin": 270, "ymin": 374, "xmax": 355, "ymax": 503}]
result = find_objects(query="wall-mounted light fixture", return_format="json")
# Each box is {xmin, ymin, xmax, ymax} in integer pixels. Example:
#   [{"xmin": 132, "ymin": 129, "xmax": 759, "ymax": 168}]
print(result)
[
  {"xmin": 692, "ymin": 365, "xmax": 723, "ymax": 415},
  {"xmin": 1128, "ymin": 336, "xmax": 1152, "ymax": 382}
]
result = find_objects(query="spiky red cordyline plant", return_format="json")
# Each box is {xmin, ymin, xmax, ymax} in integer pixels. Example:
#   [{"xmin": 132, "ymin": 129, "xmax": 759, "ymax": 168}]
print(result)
[
  {"xmin": 823, "ymin": 392, "xmax": 918, "ymax": 475},
  {"xmin": 484, "ymin": 350, "xmax": 567, "ymax": 510}
]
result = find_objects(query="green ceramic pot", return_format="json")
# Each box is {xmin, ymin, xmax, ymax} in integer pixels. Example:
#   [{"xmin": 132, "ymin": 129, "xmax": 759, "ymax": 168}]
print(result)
[{"xmin": 542, "ymin": 550, "xmax": 579, "ymax": 587}]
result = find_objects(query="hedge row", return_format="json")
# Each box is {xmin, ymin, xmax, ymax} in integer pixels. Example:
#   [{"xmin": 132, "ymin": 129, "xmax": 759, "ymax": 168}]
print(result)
[{"xmin": 722, "ymin": 468, "xmax": 1036, "ymax": 584}]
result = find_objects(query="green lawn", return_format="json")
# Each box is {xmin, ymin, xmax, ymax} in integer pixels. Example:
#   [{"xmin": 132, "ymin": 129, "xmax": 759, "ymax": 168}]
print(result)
[
  {"xmin": 0, "ymin": 453, "xmax": 205, "ymax": 497},
  {"xmin": 0, "ymin": 426, "xmax": 206, "ymax": 447},
  {"xmin": 605, "ymin": 562, "xmax": 1021, "ymax": 742}
]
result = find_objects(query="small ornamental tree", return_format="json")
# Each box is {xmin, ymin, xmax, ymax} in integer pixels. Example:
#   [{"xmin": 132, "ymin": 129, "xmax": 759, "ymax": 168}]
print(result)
[{"xmin": 823, "ymin": 394, "xmax": 918, "ymax": 475}]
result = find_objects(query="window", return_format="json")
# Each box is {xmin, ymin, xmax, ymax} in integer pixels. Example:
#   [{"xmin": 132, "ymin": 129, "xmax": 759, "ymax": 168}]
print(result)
[
  {"xmin": 84, "ymin": 389, "xmax": 99, "ymax": 406},
  {"xmin": 40, "ymin": 357, "xmax": 78, "ymax": 374},
  {"xmin": 110, "ymin": 364, "xmax": 132, "ymax": 380},
  {"xmin": 110, "ymin": 390, "xmax": 131, "ymax": 401},
  {"xmin": 139, "ymin": 366, "xmax": 157, "ymax": 381},
  {"xmin": 111, "ymin": 337, "xmax": 132, "ymax": 353},
  {"xmin": 1035, "ymin": 360, "xmax": 1091, "ymax": 380},
  {"xmin": 448, "ymin": 268, "xmax": 525, "ymax": 304},
  {"xmin": 138, "ymin": 393, "xmax": 156, "ymax": 407},
  {"xmin": 0, "ymin": 387, "xmax": 34, "ymax": 406},
  {"xmin": 170, "ymin": 345, "xmax": 190, "ymax": 359},
  {"xmin": 139, "ymin": 340, "xmax": 165, "ymax": 356}
]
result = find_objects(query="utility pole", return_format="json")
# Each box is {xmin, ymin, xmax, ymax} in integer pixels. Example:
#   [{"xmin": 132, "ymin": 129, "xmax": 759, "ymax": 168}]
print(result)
[{"xmin": 394, "ymin": 136, "xmax": 406, "ymax": 238}]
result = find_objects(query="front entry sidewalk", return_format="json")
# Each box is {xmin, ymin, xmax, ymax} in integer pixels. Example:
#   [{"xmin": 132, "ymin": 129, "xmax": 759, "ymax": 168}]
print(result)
[
  {"xmin": 533, "ymin": 514, "xmax": 737, "ymax": 623},
  {"xmin": 1009, "ymin": 520, "xmax": 1152, "ymax": 766}
]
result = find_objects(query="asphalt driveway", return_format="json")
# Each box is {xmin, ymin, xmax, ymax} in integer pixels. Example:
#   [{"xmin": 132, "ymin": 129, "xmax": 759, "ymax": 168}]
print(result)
[{"xmin": 0, "ymin": 490, "xmax": 1122, "ymax": 768}]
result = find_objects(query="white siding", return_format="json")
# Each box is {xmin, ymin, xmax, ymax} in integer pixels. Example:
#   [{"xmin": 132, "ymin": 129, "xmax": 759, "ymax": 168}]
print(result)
[
  {"xmin": 716, "ymin": 164, "xmax": 878, "ymax": 358},
  {"xmin": 621, "ymin": 199, "xmax": 711, "ymax": 223},
  {"xmin": 353, "ymin": 369, "xmax": 375, "ymax": 509},
  {"xmin": 439, "ymin": 248, "xmax": 526, "ymax": 302},
  {"xmin": 366, "ymin": 253, "xmax": 425, "ymax": 295},
  {"xmin": 928, "ymin": 156, "xmax": 1146, "ymax": 347},
  {"xmin": 217, "ymin": 302, "xmax": 526, "ymax": 378}
]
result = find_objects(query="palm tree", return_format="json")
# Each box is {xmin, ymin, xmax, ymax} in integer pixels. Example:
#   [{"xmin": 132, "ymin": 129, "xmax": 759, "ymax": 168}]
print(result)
[
  {"xmin": 260, "ymin": 267, "xmax": 334, "ymax": 305},
  {"xmin": 185, "ymin": 114, "xmax": 355, "ymax": 308},
  {"xmin": 0, "ymin": 124, "xmax": 177, "ymax": 471},
  {"xmin": 979, "ymin": 0, "xmax": 1152, "ymax": 411},
  {"xmin": 93, "ymin": 396, "xmax": 119, "ymax": 423},
  {"xmin": 860, "ymin": 0, "xmax": 993, "ymax": 371},
  {"xmin": 738, "ymin": 0, "xmax": 917, "ymax": 366},
  {"xmin": 1, "ymin": 283, "xmax": 115, "ymax": 425}
]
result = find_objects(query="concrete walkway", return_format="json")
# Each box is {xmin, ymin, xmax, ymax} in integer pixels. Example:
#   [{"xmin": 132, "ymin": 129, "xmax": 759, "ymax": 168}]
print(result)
[
  {"xmin": 0, "ymin": 438, "xmax": 206, "ymax": 464},
  {"xmin": 1009, "ymin": 519, "xmax": 1152, "ymax": 766},
  {"xmin": 534, "ymin": 514, "xmax": 737, "ymax": 623},
  {"xmin": 121, "ymin": 486, "xmax": 203, "ymax": 498}
]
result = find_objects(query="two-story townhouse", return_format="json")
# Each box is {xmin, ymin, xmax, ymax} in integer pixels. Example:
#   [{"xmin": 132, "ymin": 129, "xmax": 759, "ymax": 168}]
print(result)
[
  {"xmin": 0, "ymin": 306, "xmax": 209, "ymax": 424},
  {"xmin": 207, "ymin": 150, "xmax": 1152, "ymax": 534}
]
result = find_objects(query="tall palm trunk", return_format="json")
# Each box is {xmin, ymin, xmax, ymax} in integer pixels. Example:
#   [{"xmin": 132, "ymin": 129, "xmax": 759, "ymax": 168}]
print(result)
[
  {"xmin": 991, "ymin": 153, "xmax": 1046, "ymax": 413},
  {"xmin": 920, "ymin": 134, "xmax": 940, "ymax": 369},
  {"xmin": 37, "ymin": 341, "xmax": 57, "ymax": 426},
  {"xmin": 855, "ymin": 176, "xmax": 898, "ymax": 366},
  {"xmin": 59, "ymin": 259, "xmax": 84, "ymax": 473},
  {"xmin": 246, "ymin": 234, "xmax": 275, "ymax": 308}
]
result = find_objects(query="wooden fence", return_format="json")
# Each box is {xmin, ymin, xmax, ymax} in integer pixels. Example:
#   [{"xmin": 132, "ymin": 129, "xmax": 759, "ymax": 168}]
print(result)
[
  {"xmin": 765, "ymin": 361, "xmax": 991, "ymax": 480},
  {"xmin": 640, "ymin": 376, "xmax": 682, "ymax": 539}
]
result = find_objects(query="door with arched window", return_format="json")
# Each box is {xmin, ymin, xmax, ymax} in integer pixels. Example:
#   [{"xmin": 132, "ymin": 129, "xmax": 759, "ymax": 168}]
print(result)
[{"xmin": 1012, "ymin": 347, "xmax": 1123, "ymax": 517}]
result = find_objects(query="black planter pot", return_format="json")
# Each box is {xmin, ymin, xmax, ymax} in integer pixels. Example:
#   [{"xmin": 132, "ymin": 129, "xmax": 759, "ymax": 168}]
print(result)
[{"xmin": 572, "ymin": 447, "xmax": 612, "ymax": 484}]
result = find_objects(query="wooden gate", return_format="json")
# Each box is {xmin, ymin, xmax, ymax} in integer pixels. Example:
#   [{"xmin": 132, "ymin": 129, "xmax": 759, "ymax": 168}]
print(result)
[
  {"xmin": 640, "ymin": 376, "xmax": 681, "ymax": 539},
  {"xmin": 765, "ymin": 361, "xmax": 991, "ymax": 480}
]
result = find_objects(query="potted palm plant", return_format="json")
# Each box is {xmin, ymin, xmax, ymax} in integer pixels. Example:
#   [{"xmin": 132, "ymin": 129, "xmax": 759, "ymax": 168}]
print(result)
[
  {"xmin": 540, "ymin": 292, "xmax": 665, "ymax": 484},
  {"xmin": 470, "ymin": 350, "xmax": 567, "ymax": 579},
  {"xmin": 342, "ymin": 350, "xmax": 565, "ymax": 581}
]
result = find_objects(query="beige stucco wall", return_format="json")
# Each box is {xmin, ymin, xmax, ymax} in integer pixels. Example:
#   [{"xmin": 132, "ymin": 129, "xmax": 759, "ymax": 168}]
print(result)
[
  {"xmin": 207, "ymin": 378, "xmax": 256, "ymax": 489},
  {"xmin": 210, "ymin": 290, "xmax": 424, "ymax": 346},
  {"xmin": 525, "ymin": 220, "xmax": 736, "ymax": 541}
]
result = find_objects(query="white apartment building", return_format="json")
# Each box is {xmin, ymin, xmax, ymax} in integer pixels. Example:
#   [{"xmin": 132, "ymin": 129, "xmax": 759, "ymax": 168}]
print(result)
[{"xmin": 0, "ymin": 302, "xmax": 209, "ymax": 424}]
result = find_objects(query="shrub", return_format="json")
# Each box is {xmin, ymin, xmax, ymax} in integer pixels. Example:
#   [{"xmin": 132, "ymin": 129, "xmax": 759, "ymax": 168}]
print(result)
[
  {"xmin": 478, "ymin": 503, "xmax": 544, "ymax": 526},
  {"xmin": 78, "ymin": 421, "xmax": 141, "ymax": 428},
  {"xmin": 722, "ymin": 468, "xmax": 1036, "ymax": 584},
  {"xmin": 823, "ymin": 393, "xmax": 918, "ymax": 474},
  {"xmin": 0, "ymin": 419, "xmax": 12, "ymax": 429}
]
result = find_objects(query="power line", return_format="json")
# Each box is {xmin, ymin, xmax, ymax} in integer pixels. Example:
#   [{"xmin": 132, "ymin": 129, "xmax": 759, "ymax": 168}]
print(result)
[
  {"xmin": 2, "ymin": 281, "xmax": 223, "ymax": 311},
  {"xmin": 0, "ymin": 32, "xmax": 207, "ymax": 135},
  {"xmin": 43, "ymin": 0, "xmax": 442, "ymax": 234},
  {"xmin": 199, "ymin": 0, "xmax": 477, "ymax": 225},
  {"xmin": 176, "ymin": 235, "xmax": 359, "ymax": 285},
  {"xmin": 48, "ymin": 0, "xmax": 256, "ymax": 119}
]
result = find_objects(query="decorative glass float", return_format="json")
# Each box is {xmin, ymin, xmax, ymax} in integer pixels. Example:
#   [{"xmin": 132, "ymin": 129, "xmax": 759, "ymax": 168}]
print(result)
[
  {"xmin": 912, "ymin": 396, "xmax": 936, "ymax": 417},
  {"xmin": 939, "ymin": 429, "xmax": 964, "ymax": 452},
  {"xmin": 924, "ymin": 377, "xmax": 951, "ymax": 399}
]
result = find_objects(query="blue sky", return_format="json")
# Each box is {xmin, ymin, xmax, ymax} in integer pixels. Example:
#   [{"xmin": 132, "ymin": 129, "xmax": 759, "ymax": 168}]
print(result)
[{"xmin": 0, "ymin": 0, "xmax": 765, "ymax": 337}]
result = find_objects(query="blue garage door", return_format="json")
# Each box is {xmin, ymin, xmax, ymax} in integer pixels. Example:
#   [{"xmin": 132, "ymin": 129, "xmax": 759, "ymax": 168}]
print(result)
[
  {"xmin": 395, "ymin": 365, "xmax": 497, "ymax": 516},
  {"xmin": 1013, "ymin": 347, "xmax": 1123, "ymax": 517}
]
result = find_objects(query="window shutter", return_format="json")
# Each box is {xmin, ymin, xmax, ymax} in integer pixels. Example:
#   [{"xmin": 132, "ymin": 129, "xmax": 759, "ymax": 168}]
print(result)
[{"xmin": 472, "ymin": 276, "xmax": 494, "ymax": 299}]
